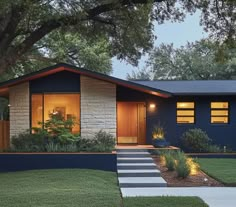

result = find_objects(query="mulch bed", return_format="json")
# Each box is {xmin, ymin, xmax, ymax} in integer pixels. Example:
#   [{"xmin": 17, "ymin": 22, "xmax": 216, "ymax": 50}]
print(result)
[{"xmin": 152, "ymin": 156, "xmax": 224, "ymax": 187}]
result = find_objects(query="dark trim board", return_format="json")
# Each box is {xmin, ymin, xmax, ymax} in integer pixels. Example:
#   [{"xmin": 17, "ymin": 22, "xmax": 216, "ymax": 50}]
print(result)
[{"xmin": 0, "ymin": 153, "xmax": 117, "ymax": 172}]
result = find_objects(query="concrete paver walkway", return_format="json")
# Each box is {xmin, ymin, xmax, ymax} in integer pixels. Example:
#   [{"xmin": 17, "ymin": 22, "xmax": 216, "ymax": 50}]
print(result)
[{"xmin": 121, "ymin": 187, "xmax": 236, "ymax": 207}]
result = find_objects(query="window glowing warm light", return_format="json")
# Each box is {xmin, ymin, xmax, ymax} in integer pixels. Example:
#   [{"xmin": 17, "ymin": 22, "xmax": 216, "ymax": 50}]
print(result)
[
  {"xmin": 177, "ymin": 102, "xmax": 195, "ymax": 124},
  {"xmin": 210, "ymin": 102, "xmax": 229, "ymax": 124},
  {"xmin": 31, "ymin": 94, "xmax": 80, "ymax": 133}
]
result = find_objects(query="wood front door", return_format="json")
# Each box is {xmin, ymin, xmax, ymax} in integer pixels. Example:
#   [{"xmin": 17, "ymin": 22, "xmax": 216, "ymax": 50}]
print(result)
[{"xmin": 117, "ymin": 102, "xmax": 146, "ymax": 144}]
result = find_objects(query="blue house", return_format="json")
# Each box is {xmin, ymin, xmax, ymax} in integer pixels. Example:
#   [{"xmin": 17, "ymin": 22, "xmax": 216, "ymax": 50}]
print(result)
[{"xmin": 0, "ymin": 63, "xmax": 235, "ymax": 150}]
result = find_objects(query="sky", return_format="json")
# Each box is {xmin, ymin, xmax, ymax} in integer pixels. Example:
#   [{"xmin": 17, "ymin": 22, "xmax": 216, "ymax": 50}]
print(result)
[{"xmin": 112, "ymin": 11, "xmax": 208, "ymax": 79}]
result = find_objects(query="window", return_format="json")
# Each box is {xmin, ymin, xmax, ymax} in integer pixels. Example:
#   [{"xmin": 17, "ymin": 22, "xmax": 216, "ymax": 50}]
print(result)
[
  {"xmin": 177, "ymin": 102, "xmax": 195, "ymax": 124},
  {"xmin": 31, "ymin": 94, "xmax": 80, "ymax": 133},
  {"xmin": 211, "ymin": 102, "xmax": 228, "ymax": 124}
]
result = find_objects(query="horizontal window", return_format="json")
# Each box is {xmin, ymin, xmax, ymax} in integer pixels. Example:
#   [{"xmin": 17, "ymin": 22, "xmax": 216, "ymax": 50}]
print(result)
[
  {"xmin": 211, "ymin": 117, "xmax": 228, "ymax": 124},
  {"xmin": 211, "ymin": 110, "xmax": 228, "ymax": 116},
  {"xmin": 177, "ymin": 110, "xmax": 194, "ymax": 116},
  {"xmin": 211, "ymin": 102, "xmax": 228, "ymax": 109},
  {"xmin": 177, "ymin": 117, "xmax": 194, "ymax": 124},
  {"xmin": 210, "ymin": 102, "xmax": 229, "ymax": 124},
  {"xmin": 177, "ymin": 102, "xmax": 194, "ymax": 109},
  {"xmin": 177, "ymin": 102, "xmax": 195, "ymax": 124}
]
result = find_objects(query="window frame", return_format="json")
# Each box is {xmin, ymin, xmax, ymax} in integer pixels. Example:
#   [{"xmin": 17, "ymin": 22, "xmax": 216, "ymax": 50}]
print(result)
[
  {"xmin": 210, "ymin": 101, "xmax": 229, "ymax": 124},
  {"xmin": 30, "ymin": 92, "xmax": 81, "ymax": 132},
  {"xmin": 176, "ymin": 102, "xmax": 195, "ymax": 124}
]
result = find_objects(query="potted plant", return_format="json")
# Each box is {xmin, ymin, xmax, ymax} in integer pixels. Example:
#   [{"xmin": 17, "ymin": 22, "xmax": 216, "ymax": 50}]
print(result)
[{"xmin": 152, "ymin": 123, "xmax": 169, "ymax": 148}]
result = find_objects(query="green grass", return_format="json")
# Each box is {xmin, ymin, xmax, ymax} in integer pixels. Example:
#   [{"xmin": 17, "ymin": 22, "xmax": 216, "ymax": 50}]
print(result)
[
  {"xmin": 198, "ymin": 158, "xmax": 236, "ymax": 186},
  {"xmin": 0, "ymin": 169, "xmax": 122, "ymax": 207},
  {"xmin": 0, "ymin": 169, "xmax": 209, "ymax": 207},
  {"xmin": 123, "ymin": 197, "xmax": 208, "ymax": 207}
]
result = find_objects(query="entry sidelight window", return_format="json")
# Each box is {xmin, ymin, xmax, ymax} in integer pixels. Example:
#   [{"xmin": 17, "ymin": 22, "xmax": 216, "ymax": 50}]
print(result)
[
  {"xmin": 211, "ymin": 102, "xmax": 229, "ymax": 124},
  {"xmin": 176, "ymin": 102, "xmax": 195, "ymax": 124}
]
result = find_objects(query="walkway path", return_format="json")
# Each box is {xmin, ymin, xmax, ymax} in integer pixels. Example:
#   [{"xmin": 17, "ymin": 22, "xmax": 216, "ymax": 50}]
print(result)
[
  {"xmin": 117, "ymin": 148, "xmax": 236, "ymax": 207},
  {"xmin": 121, "ymin": 187, "xmax": 236, "ymax": 207},
  {"xmin": 117, "ymin": 148, "xmax": 166, "ymax": 188}
]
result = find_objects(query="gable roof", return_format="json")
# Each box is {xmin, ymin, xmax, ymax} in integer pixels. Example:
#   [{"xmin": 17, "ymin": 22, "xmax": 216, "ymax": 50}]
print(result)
[
  {"xmin": 133, "ymin": 80, "xmax": 236, "ymax": 95},
  {"xmin": 0, "ymin": 63, "xmax": 171, "ymax": 98}
]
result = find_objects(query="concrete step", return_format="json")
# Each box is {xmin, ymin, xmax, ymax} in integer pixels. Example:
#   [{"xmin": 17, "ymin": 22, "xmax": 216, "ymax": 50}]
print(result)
[
  {"xmin": 117, "ymin": 163, "xmax": 157, "ymax": 170},
  {"xmin": 118, "ymin": 177, "xmax": 167, "ymax": 188},
  {"xmin": 117, "ymin": 152, "xmax": 151, "ymax": 158},
  {"xmin": 118, "ymin": 169, "xmax": 161, "ymax": 177},
  {"xmin": 116, "ymin": 149, "xmax": 148, "ymax": 152},
  {"xmin": 117, "ymin": 157, "xmax": 153, "ymax": 163}
]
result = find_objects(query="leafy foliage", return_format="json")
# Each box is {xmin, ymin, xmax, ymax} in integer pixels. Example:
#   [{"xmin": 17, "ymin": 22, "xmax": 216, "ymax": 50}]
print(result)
[
  {"xmin": 77, "ymin": 130, "xmax": 115, "ymax": 152},
  {"xmin": 175, "ymin": 151, "xmax": 191, "ymax": 178},
  {"xmin": 181, "ymin": 128, "xmax": 212, "ymax": 152},
  {"xmin": 162, "ymin": 152, "xmax": 175, "ymax": 171},
  {"xmin": 0, "ymin": 1, "xmax": 235, "ymax": 77},
  {"xmin": 145, "ymin": 39, "xmax": 236, "ymax": 80},
  {"xmin": 11, "ymin": 131, "xmax": 46, "ymax": 152}
]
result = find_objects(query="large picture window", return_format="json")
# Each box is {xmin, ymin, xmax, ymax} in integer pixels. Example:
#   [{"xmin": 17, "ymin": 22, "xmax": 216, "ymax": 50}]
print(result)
[
  {"xmin": 211, "ymin": 102, "xmax": 228, "ymax": 124},
  {"xmin": 31, "ymin": 94, "xmax": 80, "ymax": 133},
  {"xmin": 177, "ymin": 102, "xmax": 195, "ymax": 124}
]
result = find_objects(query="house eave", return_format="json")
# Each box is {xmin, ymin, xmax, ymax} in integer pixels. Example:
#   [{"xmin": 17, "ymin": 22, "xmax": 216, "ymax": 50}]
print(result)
[{"xmin": 0, "ymin": 63, "xmax": 172, "ymax": 98}]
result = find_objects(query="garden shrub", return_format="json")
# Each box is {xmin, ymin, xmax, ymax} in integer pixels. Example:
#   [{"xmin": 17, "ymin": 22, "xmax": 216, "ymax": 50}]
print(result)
[
  {"xmin": 93, "ymin": 130, "xmax": 115, "ymax": 152},
  {"xmin": 77, "ymin": 130, "xmax": 115, "ymax": 152},
  {"xmin": 207, "ymin": 144, "xmax": 222, "ymax": 153},
  {"xmin": 175, "ymin": 151, "xmax": 190, "ymax": 178},
  {"xmin": 163, "ymin": 152, "xmax": 175, "ymax": 171},
  {"xmin": 11, "ymin": 131, "xmax": 46, "ymax": 152},
  {"xmin": 181, "ymin": 128, "xmax": 211, "ymax": 152},
  {"xmin": 45, "ymin": 142, "xmax": 77, "ymax": 152}
]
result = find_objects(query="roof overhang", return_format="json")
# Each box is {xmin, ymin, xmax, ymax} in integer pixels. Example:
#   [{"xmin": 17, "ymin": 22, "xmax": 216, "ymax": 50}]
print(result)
[{"xmin": 0, "ymin": 63, "xmax": 172, "ymax": 98}]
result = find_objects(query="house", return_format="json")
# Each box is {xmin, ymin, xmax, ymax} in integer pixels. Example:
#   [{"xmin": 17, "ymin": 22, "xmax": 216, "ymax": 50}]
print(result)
[{"xmin": 0, "ymin": 63, "xmax": 236, "ymax": 150}]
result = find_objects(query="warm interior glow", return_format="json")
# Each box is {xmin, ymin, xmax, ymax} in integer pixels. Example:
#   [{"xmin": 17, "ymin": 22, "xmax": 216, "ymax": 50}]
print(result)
[
  {"xmin": 211, "ymin": 117, "xmax": 228, "ymax": 123},
  {"xmin": 177, "ymin": 102, "xmax": 194, "ymax": 109},
  {"xmin": 211, "ymin": 102, "xmax": 228, "ymax": 109},
  {"xmin": 177, "ymin": 110, "xmax": 194, "ymax": 116},
  {"xmin": 31, "ymin": 94, "xmax": 43, "ymax": 128},
  {"xmin": 149, "ymin": 103, "xmax": 156, "ymax": 109},
  {"xmin": 177, "ymin": 102, "xmax": 195, "ymax": 124},
  {"xmin": 211, "ymin": 102, "xmax": 229, "ymax": 124},
  {"xmin": 31, "ymin": 94, "xmax": 80, "ymax": 133},
  {"xmin": 177, "ymin": 117, "xmax": 194, "ymax": 123}
]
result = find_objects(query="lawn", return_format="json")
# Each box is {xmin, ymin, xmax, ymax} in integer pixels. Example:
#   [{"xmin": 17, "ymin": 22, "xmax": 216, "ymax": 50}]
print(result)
[
  {"xmin": 0, "ymin": 169, "xmax": 122, "ymax": 207},
  {"xmin": 198, "ymin": 158, "xmax": 236, "ymax": 186},
  {"xmin": 0, "ymin": 169, "xmax": 208, "ymax": 207},
  {"xmin": 123, "ymin": 197, "xmax": 208, "ymax": 207}
]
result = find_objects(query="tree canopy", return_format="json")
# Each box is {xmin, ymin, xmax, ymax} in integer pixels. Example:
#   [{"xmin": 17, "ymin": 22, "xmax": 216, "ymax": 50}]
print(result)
[
  {"xmin": 0, "ymin": 0, "xmax": 235, "ymax": 77},
  {"xmin": 131, "ymin": 39, "xmax": 236, "ymax": 80}
]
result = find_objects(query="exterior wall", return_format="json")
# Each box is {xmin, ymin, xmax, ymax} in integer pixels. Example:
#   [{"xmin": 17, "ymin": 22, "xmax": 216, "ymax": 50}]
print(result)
[
  {"xmin": 30, "ymin": 71, "xmax": 80, "ymax": 93},
  {"xmin": 9, "ymin": 82, "xmax": 30, "ymax": 138},
  {"xmin": 80, "ymin": 76, "xmax": 116, "ymax": 139},
  {"xmin": 117, "ymin": 86, "xmax": 236, "ymax": 151}
]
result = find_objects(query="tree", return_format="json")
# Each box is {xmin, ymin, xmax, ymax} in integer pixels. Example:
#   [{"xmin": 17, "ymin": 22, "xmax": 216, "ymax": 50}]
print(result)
[
  {"xmin": 146, "ymin": 39, "xmax": 236, "ymax": 80},
  {"xmin": 0, "ymin": 0, "xmax": 235, "ymax": 76},
  {"xmin": 127, "ymin": 68, "xmax": 151, "ymax": 80},
  {"xmin": 0, "ymin": 31, "xmax": 112, "ymax": 81}
]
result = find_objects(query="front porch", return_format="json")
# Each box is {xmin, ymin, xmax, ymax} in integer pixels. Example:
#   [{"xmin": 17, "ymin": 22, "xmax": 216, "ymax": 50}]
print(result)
[{"xmin": 116, "ymin": 144, "xmax": 179, "ymax": 150}]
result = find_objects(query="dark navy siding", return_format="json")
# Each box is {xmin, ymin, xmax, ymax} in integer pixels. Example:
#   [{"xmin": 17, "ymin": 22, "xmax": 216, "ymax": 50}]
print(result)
[
  {"xmin": 30, "ymin": 71, "xmax": 80, "ymax": 93},
  {"xmin": 0, "ymin": 153, "xmax": 117, "ymax": 172},
  {"xmin": 117, "ymin": 86, "xmax": 236, "ymax": 150}
]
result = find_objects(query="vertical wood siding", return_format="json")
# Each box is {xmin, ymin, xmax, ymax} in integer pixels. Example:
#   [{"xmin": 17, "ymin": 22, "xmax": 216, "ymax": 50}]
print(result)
[{"xmin": 0, "ymin": 121, "xmax": 10, "ymax": 150}]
